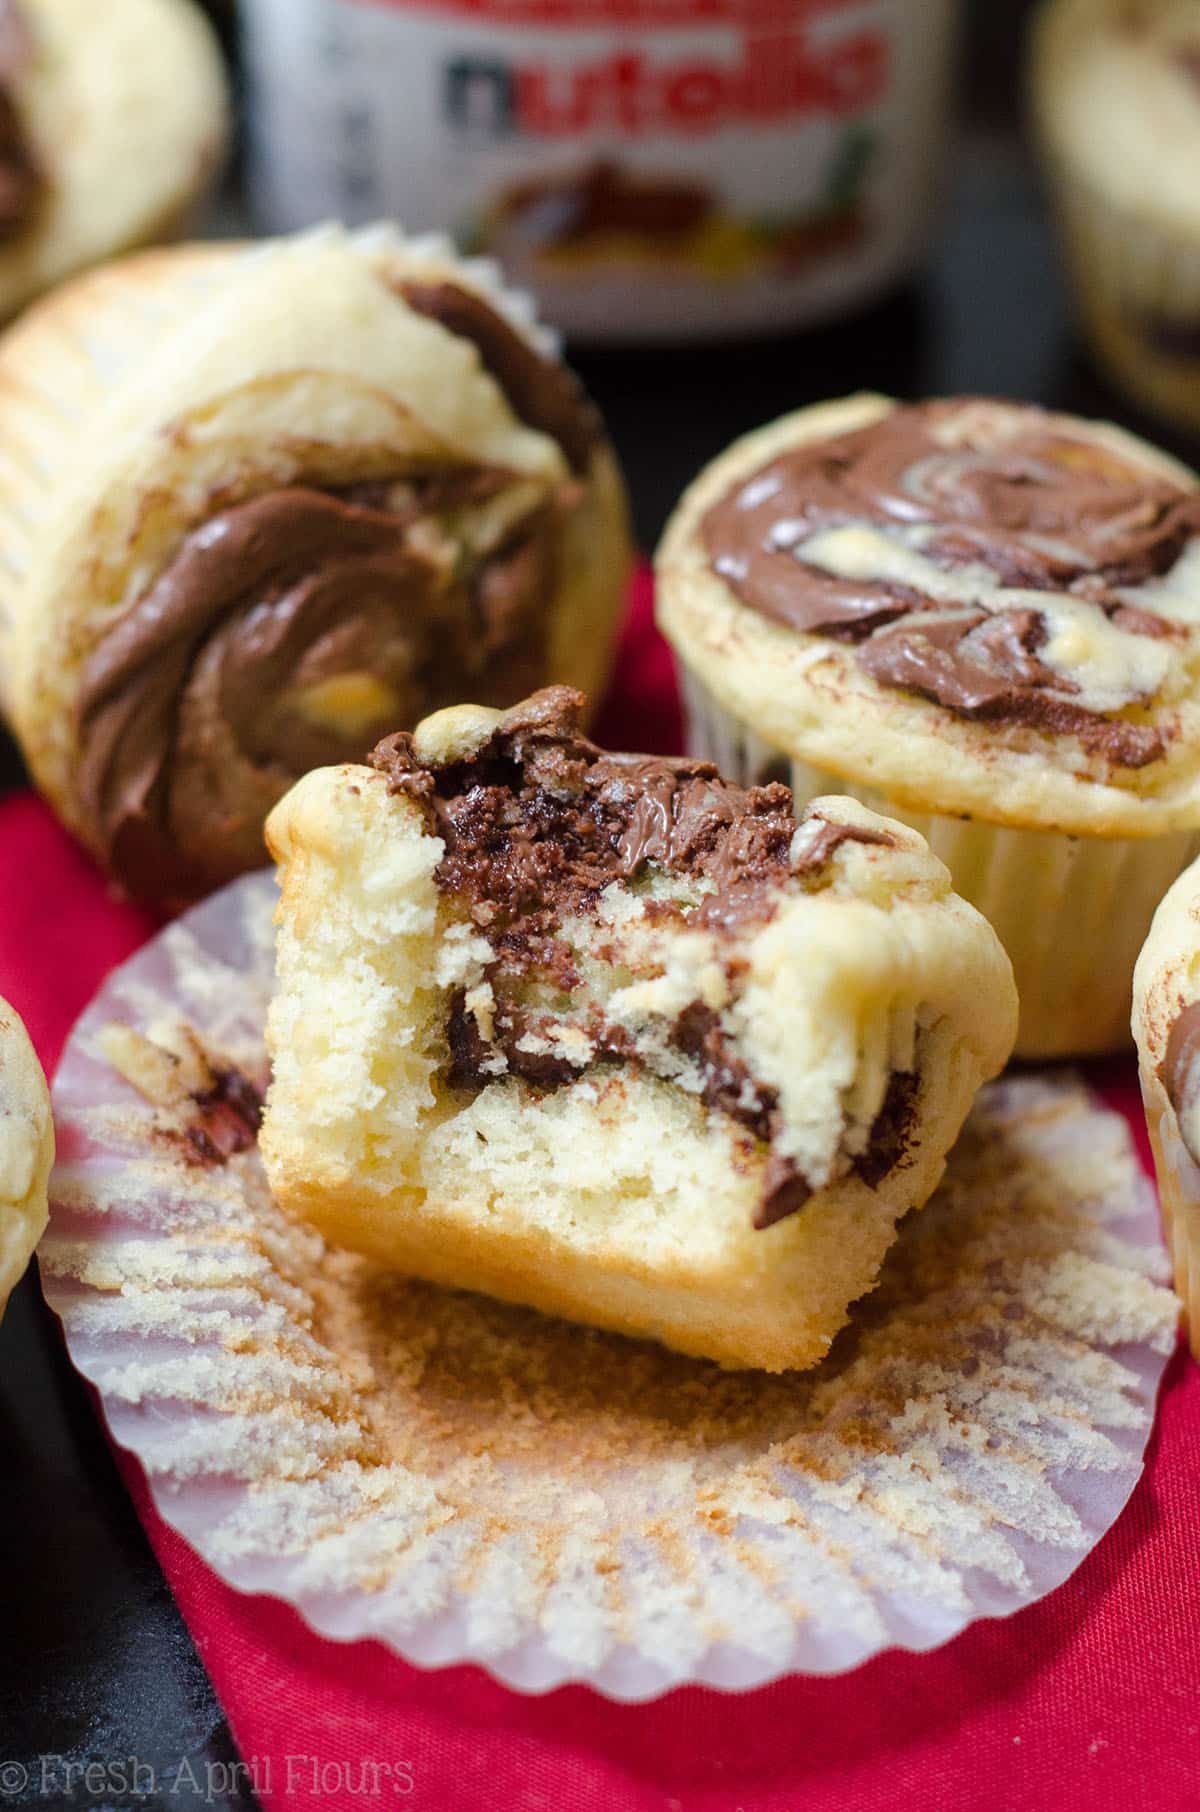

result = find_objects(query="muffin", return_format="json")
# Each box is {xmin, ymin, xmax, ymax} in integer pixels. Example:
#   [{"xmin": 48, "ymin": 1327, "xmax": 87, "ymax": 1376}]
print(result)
[
  {"xmin": 0, "ymin": 0, "xmax": 229, "ymax": 321},
  {"xmin": 0, "ymin": 994, "xmax": 51, "ymax": 1317},
  {"xmin": 0, "ymin": 225, "xmax": 630, "ymax": 906},
  {"xmin": 657, "ymin": 392, "xmax": 1200, "ymax": 1059},
  {"xmin": 260, "ymin": 685, "xmax": 1017, "ymax": 1373},
  {"xmin": 1031, "ymin": 0, "xmax": 1200, "ymax": 433},
  {"xmin": 1133, "ymin": 856, "xmax": 1200, "ymax": 1354}
]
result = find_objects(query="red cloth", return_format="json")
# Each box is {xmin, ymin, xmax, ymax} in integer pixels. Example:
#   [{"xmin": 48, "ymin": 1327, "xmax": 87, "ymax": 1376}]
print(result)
[{"xmin": 3, "ymin": 570, "xmax": 1198, "ymax": 1812}]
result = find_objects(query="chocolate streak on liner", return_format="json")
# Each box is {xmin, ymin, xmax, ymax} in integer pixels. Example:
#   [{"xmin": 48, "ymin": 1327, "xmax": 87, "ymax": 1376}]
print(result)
[
  {"xmin": 176, "ymin": 1065, "xmax": 263, "ymax": 1169},
  {"xmin": 701, "ymin": 401, "xmax": 1200, "ymax": 769},
  {"xmin": 374, "ymin": 686, "xmax": 911, "ymax": 1229}
]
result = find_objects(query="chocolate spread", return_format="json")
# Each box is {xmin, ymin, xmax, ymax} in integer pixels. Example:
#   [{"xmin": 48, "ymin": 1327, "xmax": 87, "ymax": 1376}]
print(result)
[
  {"xmin": 373, "ymin": 686, "xmax": 910, "ymax": 1228},
  {"xmin": 397, "ymin": 280, "xmax": 603, "ymax": 474},
  {"xmin": 76, "ymin": 476, "xmax": 566, "ymax": 903},
  {"xmin": 371, "ymin": 684, "xmax": 889, "ymax": 941},
  {"xmin": 701, "ymin": 400, "xmax": 1200, "ymax": 768},
  {"xmin": 180, "ymin": 1064, "xmax": 264, "ymax": 1169},
  {"xmin": 1161, "ymin": 999, "xmax": 1200, "ymax": 1167},
  {"xmin": 0, "ymin": 1, "xmax": 40, "ymax": 241}
]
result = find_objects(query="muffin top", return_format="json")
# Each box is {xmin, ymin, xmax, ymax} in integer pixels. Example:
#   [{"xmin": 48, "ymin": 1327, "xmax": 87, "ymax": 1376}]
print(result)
[
  {"xmin": 1032, "ymin": 0, "xmax": 1200, "ymax": 231},
  {"xmin": 658, "ymin": 393, "xmax": 1200, "ymax": 834},
  {"xmin": 266, "ymin": 684, "xmax": 1015, "ymax": 1251}
]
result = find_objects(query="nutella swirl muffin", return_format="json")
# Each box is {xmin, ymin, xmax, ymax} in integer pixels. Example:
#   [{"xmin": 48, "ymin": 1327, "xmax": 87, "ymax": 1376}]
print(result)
[
  {"xmin": 0, "ymin": 0, "xmax": 228, "ymax": 320},
  {"xmin": 658, "ymin": 393, "xmax": 1200, "ymax": 1058},
  {"xmin": 0, "ymin": 225, "xmax": 630, "ymax": 906},
  {"xmin": 260, "ymin": 686, "xmax": 1016, "ymax": 1372},
  {"xmin": 0, "ymin": 994, "xmax": 51, "ymax": 1318},
  {"xmin": 1032, "ymin": 0, "xmax": 1200, "ymax": 434},
  {"xmin": 1133, "ymin": 858, "xmax": 1200, "ymax": 1355}
]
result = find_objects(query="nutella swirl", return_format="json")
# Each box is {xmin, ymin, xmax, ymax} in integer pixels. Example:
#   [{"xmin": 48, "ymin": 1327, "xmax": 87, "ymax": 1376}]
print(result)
[
  {"xmin": 702, "ymin": 400, "xmax": 1200, "ymax": 768},
  {"xmin": 0, "ymin": 1, "xmax": 41, "ymax": 242},
  {"xmin": 396, "ymin": 280, "xmax": 602, "ymax": 475},
  {"xmin": 77, "ymin": 475, "xmax": 569, "ymax": 903},
  {"xmin": 374, "ymin": 687, "xmax": 908, "ymax": 1229},
  {"xmin": 371, "ymin": 685, "xmax": 892, "ymax": 945},
  {"xmin": 74, "ymin": 282, "xmax": 607, "ymax": 903}
]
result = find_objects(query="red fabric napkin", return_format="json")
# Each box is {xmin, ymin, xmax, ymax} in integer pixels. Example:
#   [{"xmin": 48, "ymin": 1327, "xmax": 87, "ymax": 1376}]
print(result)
[{"xmin": 4, "ymin": 570, "xmax": 1199, "ymax": 1812}]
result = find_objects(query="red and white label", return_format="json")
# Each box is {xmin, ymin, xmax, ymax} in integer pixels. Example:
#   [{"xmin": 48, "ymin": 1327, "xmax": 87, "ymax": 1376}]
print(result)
[{"xmin": 242, "ymin": 0, "xmax": 958, "ymax": 340}]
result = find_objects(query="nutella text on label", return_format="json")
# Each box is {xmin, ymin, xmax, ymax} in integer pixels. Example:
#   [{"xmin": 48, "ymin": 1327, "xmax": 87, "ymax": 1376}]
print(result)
[{"xmin": 241, "ymin": 0, "xmax": 959, "ymax": 340}]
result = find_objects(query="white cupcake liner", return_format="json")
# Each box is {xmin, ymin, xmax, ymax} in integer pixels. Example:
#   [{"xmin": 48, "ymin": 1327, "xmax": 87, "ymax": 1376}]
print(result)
[
  {"xmin": 39, "ymin": 871, "xmax": 1178, "ymax": 1700},
  {"xmin": 681, "ymin": 667, "xmax": 1200, "ymax": 1061},
  {"xmin": 1039, "ymin": 145, "xmax": 1200, "ymax": 434}
]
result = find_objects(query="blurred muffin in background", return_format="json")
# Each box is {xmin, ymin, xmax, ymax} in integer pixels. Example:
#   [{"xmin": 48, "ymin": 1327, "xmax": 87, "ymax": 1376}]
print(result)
[
  {"xmin": 1031, "ymin": 0, "xmax": 1200, "ymax": 434},
  {"xmin": 0, "ymin": 0, "xmax": 228, "ymax": 321}
]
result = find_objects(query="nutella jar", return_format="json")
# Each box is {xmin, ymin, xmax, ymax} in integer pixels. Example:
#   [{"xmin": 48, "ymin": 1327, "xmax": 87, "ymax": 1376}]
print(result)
[{"xmin": 240, "ymin": 0, "xmax": 960, "ymax": 342}]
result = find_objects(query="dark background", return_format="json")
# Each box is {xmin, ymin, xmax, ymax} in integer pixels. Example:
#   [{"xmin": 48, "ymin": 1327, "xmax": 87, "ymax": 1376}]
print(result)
[{"xmin": 2, "ymin": 4, "xmax": 1194, "ymax": 1809}]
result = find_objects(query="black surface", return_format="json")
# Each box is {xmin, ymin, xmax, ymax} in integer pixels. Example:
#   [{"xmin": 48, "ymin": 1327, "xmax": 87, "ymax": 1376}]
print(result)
[{"xmin": 3, "ymin": 12, "xmax": 1200, "ymax": 1810}]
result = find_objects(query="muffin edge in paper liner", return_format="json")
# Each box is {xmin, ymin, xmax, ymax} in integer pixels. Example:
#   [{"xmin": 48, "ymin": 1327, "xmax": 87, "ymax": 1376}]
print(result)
[
  {"xmin": 677, "ymin": 664, "xmax": 1200, "ymax": 1063},
  {"xmin": 1139, "ymin": 1077, "xmax": 1199, "ymax": 1355},
  {"xmin": 39, "ymin": 872, "xmax": 1180, "ymax": 1701}
]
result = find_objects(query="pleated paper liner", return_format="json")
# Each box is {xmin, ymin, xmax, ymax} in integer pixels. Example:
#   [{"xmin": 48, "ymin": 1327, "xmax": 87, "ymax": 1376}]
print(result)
[
  {"xmin": 40, "ymin": 872, "xmax": 1178, "ymax": 1700},
  {"xmin": 679, "ymin": 665, "xmax": 1200, "ymax": 1060}
]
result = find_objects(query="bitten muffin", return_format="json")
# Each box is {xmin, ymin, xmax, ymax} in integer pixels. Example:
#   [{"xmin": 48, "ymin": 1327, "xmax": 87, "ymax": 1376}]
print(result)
[
  {"xmin": 0, "ymin": 0, "xmax": 228, "ymax": 320},
  {"xmin": 260, "ymin": 686, "xmax": 1016, "ymax": 1373},
  {"xmin": 657, "ymin": 392, "xmax": 1200, "ymax": 1059},
  {"xmin": 1133, "ymin": 858, "xmax": 1200, "ymax": 1356},
  {"xmin": 0, "ymin": 994, "xmax": 52, "ymax": 1317},
  {"xmin": 0, "ymin": 224, "xmax": 630, "ymax": 907},
  {"xmin": 1031, "ymin": 0, "xmax": 1200, "ymax": 434}
]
